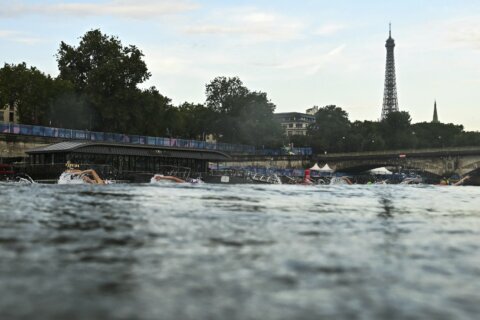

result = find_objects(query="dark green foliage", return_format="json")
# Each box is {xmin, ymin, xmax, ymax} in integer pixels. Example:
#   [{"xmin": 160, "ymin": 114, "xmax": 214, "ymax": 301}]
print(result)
[
  {"xmin": 307, "ymin": 107, "xmax": 480, "ymax": 153},
  {"xmin": 0, "ymin": 63, "xmax": 55, "ymax": 125},
  {"xmin": 411, "ymin": 122, "xmax": 463, "ymax": 149},
  {"xmin": 380, "ymin": 111, "xmax": 413, "ymax": 149},
  {"xmin": 56, "ymin": 29, "xmax": 151, "ymax": 132},
  {"xmin": 205, "ymin": 76, "xmax": 284, "ymax": 146},
  {"xmin": 129, "ymin": 87, "xmax": 172, "ymax": 136},
  {"xmin": 205, "ymin": 76, "xmax": 249, "ymax": 114},
  {"xmin": 287, "ymin": 134, "xmax": 311, "ymax": 148},
  {"xmin": 308, "ymin": 105, "xmax": 351, "ymax": 153},
  {"xmin": 177, "ymin": 102, "xmax": 216, "ymax": 140}
]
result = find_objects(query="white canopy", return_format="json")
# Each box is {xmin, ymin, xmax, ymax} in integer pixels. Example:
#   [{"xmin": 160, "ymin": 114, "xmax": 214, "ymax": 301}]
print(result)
[
  {"xmin": 319, "ymin": 164, "xmax": 334, "ymax": 172},
  {"xmin": 369, "ymin": 167, "xmax": 393, "ymax": 175},
  {"xmin": 310, "ymin": 163, "xmax": 322, "ymax": 171}
]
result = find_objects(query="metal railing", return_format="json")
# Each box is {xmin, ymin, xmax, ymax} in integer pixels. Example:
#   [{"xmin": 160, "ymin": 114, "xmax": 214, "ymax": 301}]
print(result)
[
  {"xmin": 255, "ymin": 147, "xmax": 313, "ymax": 156},
  {"xmin": 0, "ymin": 122, "xmax": 313, "ymax": 156},
  {"xmin": 0, "ymin": 122, "xmax": 256, "ymax": 154}
]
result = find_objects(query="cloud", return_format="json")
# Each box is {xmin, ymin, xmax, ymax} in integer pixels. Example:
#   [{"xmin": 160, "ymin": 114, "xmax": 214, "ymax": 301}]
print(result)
[
  {"xmin": 275, "ymin": 45, "xmax": 347, "ymax": 74},
  {"xmin": 0, "ymin": 0, "xmax": 199, "ymax": 19},
  {"xmin": 447, "ymin": 17, "xmax": 480, "ymax": 50},
  {"xmin": 184, "ymin": 8, "xmax": 304, "ymax": 42},
  {"xmin": 0, "ymin": 30, "xmax": 42, "ymax": 45},
  {"xmin": 314, "ymin": 23, "xmax": 346, "ymax": 36},
  {"xmin": 0, "ymin": 30, "xmax": 17, "ymax": 37}
]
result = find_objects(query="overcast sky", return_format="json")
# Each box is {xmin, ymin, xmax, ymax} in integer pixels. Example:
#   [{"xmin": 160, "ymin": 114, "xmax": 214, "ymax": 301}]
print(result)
[{"xmin": 1, "ymin": 0, "xmax": 479, "ymax": 130}]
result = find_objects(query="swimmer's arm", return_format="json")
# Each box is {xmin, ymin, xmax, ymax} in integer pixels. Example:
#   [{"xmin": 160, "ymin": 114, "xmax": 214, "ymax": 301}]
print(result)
[
  {"xmin": 81, "ymin": 170, "xmax": 105, "ymax": 184},
  {"xmin": 163, "ymin": 176, "xmax": 186, "ymax": 183},
  {"xmin": 453, "ymin": 175, "xmax": 470, "ymax": 186}
]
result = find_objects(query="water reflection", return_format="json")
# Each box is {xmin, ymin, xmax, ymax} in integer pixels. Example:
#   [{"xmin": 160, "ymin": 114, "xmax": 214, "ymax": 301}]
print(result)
[{"xmin": 378, "ymin": 197, "xmax": 394, "ymax": 219}]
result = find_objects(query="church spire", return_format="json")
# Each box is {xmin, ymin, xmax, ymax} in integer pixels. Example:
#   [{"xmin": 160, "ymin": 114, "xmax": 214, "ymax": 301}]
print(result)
[{"xmin": 432, "ymin": 100, "xmax": 439, "ymax": 123}]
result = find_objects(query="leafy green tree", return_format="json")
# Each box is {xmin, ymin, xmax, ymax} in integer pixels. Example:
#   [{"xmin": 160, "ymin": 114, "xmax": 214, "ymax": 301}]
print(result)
[
  {"xmin": 454, "ymin": 131, "xmax": 480, "ymax": 147},
  {"xmin": 350, "ymin": 120, "xmax": 386, "ymax": 151},
  {"xmin": 0, "ymin": 63, "xmax": 54, "ymax": 125},
  {"xmin": 412, "ymin": 122, "xmax": 464, "ymax": 149},
  {"xmin": 56, "ymin": 29, "xmax": 151, "ymax": 131},
  {"xmin": 47, "ymin": 78, "xmax": 91, "ymax": 129},
  {"xmin": 204, "ymin": 76, "xmax": 283, "ymax": 146},
  {"xmin": 380, "ymin": 111, "xmax": 414, "ymax": 149},
  {"xmin": 127, "ymin": 87, "xmax": 172, "ymax": 136},
  {"xmin": 308, "ymin": 105, "xmax": 351, "ymax": 153},
  {"xmin": 178, "ymin": 102, "xmax": 216, "ymax": 140},
  {"xmin": 205, "ymin": 76, "xmax": 249, "ymax": 114}
]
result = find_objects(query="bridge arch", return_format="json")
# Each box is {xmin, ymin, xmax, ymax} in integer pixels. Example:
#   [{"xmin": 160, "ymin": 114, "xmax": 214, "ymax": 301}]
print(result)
[
  {"xmin": 318, "ymin": 148, "xmax": 480, "ymax": 177},
  {"xmin": 330, "ymin": 159, "xmax": 444, "ymax": 176}
]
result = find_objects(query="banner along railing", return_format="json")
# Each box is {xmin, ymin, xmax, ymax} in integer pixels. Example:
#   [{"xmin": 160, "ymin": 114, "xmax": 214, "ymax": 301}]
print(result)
[
  {"xmin": 0, "ymin": 122, "xmax": 312, "ymax": 156},
  {"xmin": 0, "ymin": 122, "xmax": 257, "ymax": 154}
]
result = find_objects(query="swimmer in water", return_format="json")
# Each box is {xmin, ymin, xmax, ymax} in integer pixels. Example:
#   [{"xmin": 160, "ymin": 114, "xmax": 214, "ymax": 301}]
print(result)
[
  {"xmin": 65, "ymin": 169, "xmax": 105, "ymax": 184},
  {"xmin": 151, "ymin": 174, "xmax": 186, "ymax": 183},
  {"xmin": 302, "ymin": 168, "xmax": 314, "ymax": 185},
  {"xmin": 329, "ymin": 176, "xmax": 353, "ymax": 185},
  {"xmin": 438, "ymin": 175, "xmax": 470, "ymax": 186}
]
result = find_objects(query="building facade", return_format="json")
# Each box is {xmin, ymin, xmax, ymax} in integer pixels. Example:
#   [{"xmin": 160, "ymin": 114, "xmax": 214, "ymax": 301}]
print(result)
[
  {"xmin": 1, "ymin": 104, "xmax": 18, "ymax": 123},
  {"xmin": 274, "ymin": 112, "xmax": 316, "ymax": 136},
  {"xmin": 24, "ymin": 141, "xmax": 231, "ymax": 181}
]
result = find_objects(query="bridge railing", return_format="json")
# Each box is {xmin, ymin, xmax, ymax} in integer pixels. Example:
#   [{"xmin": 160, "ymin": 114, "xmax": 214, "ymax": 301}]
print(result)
[
  {"xmin": 0, "ymin": 122, "xmax": 313, "ymax": 156},
  {"xmin": 317, "ymin": 146, "xmax": 480, "ymax": 159},
  {"xmin": 0, "ymin": 122, "xmax": 256, "ymax": 155},
  {"xmin": 214, "ymin": 166, "xmax": 328, "ymax": 177},
  {"xmin": 255, "ymin": 147, "xmax": 312, "ymax": 156}
]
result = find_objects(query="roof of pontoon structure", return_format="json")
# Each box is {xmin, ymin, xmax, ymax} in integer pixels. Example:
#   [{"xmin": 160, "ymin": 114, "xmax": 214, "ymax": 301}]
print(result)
[{"xmin": 26, "ymin": 142, "xmax": 231, "ymax": 161}]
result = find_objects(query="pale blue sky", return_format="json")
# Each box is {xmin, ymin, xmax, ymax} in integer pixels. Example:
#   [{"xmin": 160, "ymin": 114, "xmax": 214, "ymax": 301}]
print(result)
[{"xmin": 1, "ymin": 0, "xmax": 479, "ymax": 130}]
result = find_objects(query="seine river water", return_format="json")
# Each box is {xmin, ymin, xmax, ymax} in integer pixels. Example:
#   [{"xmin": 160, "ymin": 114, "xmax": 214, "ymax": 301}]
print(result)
[{"xmin": 1, "ymin": 183, "xmax": 479, "ymax": 320}]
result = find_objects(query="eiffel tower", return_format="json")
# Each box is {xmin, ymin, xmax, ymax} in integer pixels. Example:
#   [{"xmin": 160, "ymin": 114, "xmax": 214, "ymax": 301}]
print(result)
[{"xmin": 381, "ymin": 23, "xmax": 399, "ymax": 119}]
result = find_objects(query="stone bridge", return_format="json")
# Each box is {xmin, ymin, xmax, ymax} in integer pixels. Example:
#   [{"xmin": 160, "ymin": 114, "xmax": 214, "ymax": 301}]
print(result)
[{"xmin": 316, "ymin": 147, "xmax": 480, "ymax": 177}]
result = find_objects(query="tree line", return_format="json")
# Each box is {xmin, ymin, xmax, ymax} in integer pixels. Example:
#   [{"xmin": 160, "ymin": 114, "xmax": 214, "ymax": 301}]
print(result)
[
  {"xmin": 292, "ymin": 105, "xmax": 480, "ymax": 153},
  {"xmin": 0, "ymin": 29, "xmax": 283, "ymax": 147},
  {"xmin": 1, "ymin": 29, "xmax": 479, "ymax": 152}
]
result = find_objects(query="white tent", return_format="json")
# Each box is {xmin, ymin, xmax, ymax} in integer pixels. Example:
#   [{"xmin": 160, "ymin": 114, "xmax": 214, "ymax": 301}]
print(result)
[
  {"xmin": 319, "ymin": 164, "xmax": 334, "ymax": 172},
  {"xmin": 369, "ymin": 167, "xmax": 393, "ymax": 175},
  {"xmin": 310, "ymin": 163, "xmax": 322, "ymax": 171}
]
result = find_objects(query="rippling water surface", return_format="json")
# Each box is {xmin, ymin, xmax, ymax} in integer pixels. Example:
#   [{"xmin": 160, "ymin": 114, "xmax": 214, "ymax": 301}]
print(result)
[{"xmin": 1, "ymin": 183, "xmax": 479, "ymax": 320}]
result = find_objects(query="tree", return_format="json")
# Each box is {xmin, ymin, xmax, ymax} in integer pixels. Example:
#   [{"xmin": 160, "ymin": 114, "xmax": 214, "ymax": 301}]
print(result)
[
  {"xmin": 350, "ymin": 120, "xmax": 385, "ymax": 151},
  {"xmin": 412, "ymin": 122, "xmax": 464, "ymax": 149},
  {"xmin": 128, "ymin": 87, "xmax": 172, "ymax": 136},
  {"xmin": 56, "ymin": 29, "xmax": 151, "ymax": 131},
  {"xmin": 47, "ymin": 78, "xmax": 91, "ymax": 129},
  {"xmin": 205, "ymin": 76, "xmax": 249, "ymax": 113},
  {"xmin": 178, "ymin": 102, "xmax": 216, "ymax": 140},
  {"xmin": 380, "ymin": 111, "xmax": 414, "ymax": 149},
  {"xmin": 204, "ymin": 76, "xmax": 283, "ymax": 146},
  {"xmin": 308, "ymin": 105, "xmax": 351, "ymax": 153},
  {"xmin": 0, "ymin": 63, "xmax": 54, "ymax": 125}
]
